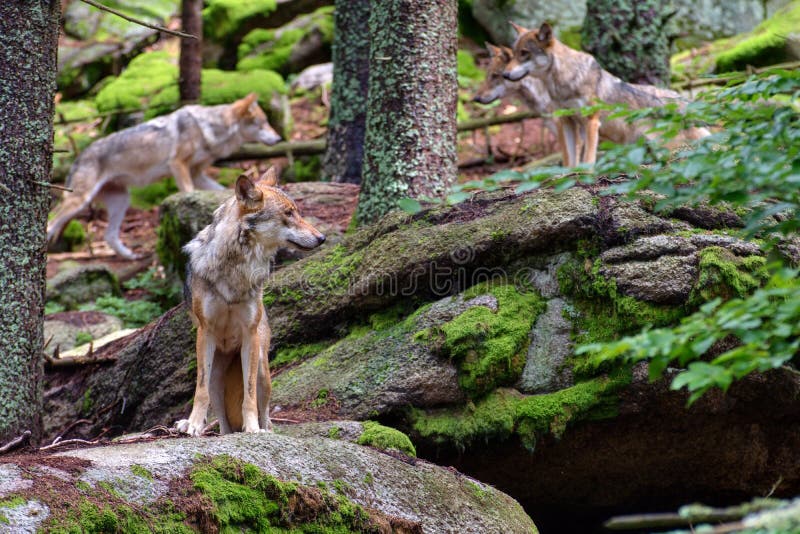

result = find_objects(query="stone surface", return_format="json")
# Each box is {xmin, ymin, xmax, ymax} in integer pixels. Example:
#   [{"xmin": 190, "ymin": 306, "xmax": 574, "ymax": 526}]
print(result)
[
  {"xmin": 45, "ymin": 264, "xmax": 121, "ymax": 310},
  {"xmin": 0, "ymin": 430, "xmax": 537, "ymax": 533},
  {"xmin": 43, "ymin": 311, "xmax": 123, "ymax": 354},
  {"xmin": 517, "ymin": 298, "xmax": 574, "ymax": 394}
]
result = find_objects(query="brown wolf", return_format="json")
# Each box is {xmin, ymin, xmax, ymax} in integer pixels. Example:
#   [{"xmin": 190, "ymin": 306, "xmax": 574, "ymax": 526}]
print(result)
[
  {"xmin": 504, "ymin": 22, "xmax": 708, "ymax": 166},
  {"xmin": 175, "ymin": 168, "xmax": 325, "ymax": 437},
  {"xmin": 46, "ymin": 93, "xmax": 282, "ymax": 259}
]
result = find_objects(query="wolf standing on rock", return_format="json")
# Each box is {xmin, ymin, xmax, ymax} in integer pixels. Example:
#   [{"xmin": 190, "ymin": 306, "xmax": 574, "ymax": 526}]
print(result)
[
  {"xmin": 46, "ymin": 93, "xmax": 282, "ymax": 259},
  {"xmin": 176, "ymin": 168, "xmax": 326, "ymax": 437}
]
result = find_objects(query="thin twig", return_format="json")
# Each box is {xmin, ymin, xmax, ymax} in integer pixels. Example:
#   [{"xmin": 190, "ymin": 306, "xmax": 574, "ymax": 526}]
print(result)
[
  {"xmin": 79, "ymin": 0, "xmax": 198, "ymax": 40},
  {"xmin": 270, "ymin": 416, "xmax": 301, "ymax": 424},
  {"xmin": 38, "ymin": 438, "xmax": 99, "ymax": 452},
  {"xmin": 31, "ymin": 180, "xmax": 73, "ymax": 192},
  {"xmin": 55, "ymin": 419, "xmax": 93, "ymax": 442},
  {"xmin": 0, "ymin": 431, "xmax": 31, "ymax": 454}
]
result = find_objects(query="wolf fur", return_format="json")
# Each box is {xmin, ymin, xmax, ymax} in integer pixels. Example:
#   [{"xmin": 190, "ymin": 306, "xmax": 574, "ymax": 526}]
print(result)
[
  {"xmin": 175, "ymin": 168, "xmax": 325, "ymax": 437},
  {"xmin": 504, "ymin": 23, "xmax": 709, "ymax": 166},
  {"xmin": 47, "ymin": 93, "xmax": 281, "ymax": 259}
]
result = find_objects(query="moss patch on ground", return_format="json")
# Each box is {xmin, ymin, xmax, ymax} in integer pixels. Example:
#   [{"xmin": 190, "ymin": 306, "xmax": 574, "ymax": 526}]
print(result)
[
  {"xmin": 418, "ymin": 283, "xmax": 546, "ymax": 398},
  {"xmin": 203, "ymin": 0, "xmax": 277, "ymax": 42},
  {"xmin": 357, "ymin": 421, "xmax": 417, "ymax": 457}
]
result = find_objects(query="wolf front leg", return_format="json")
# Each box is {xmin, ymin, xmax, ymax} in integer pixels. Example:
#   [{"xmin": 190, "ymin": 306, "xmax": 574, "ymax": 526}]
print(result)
[
  {"xmin": 582, "ymin": 112, "xmax": 601, "ymax": 165},
  {"xmin": 176, "ymin": 327, "xmax": 215, "ymax": 436},
  {"xmin": 98, "ymin": 183, "xmax": 141, "ymax": 259},
  {"xmin": 240, "ymin": 329, "xmax": 263, "ymax": 433},
  {"xmin": 169, "ymin": 158, "xmax": 196, "ymax": 193},
  {"xmin": 257, "ymin": 318, "xmax": 273, "ymax": 431},
  {"xmin": 557, "ymin": 116, "xmax": 580, "ymax": 167}
]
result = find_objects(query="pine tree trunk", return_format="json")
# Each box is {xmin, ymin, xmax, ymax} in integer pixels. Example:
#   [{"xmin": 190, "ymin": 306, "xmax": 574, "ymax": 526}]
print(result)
[
  {"xmin": 322, "ymin": 0, "xmax": 370, "ymax": 184},
  {"xmin": 358, "ymin": 0, "xmax": 458, "ymax": 224},
  {"xmin": 0, "ymin": 0, "xmax": 60, "ymax": 444},
  {"xmin": 179, "ymin": 0, "xmax": 203, "ymax": 105},
  {"xmin": 581, "ymin": 0, "xmax": 673, "ymax": 86}
]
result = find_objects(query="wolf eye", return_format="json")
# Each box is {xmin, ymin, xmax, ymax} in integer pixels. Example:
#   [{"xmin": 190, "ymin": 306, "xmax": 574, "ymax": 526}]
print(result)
[
  {"xmin": 521, "ymin": 50, "xmax": 530, "ymax": 58},
  {"xmin": 284, "ymin": 209, "xmax": 293, "ymax": 217}
]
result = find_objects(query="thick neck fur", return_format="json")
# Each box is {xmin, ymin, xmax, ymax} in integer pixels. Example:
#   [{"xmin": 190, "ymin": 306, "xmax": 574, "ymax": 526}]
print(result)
[{"xmin": 185, "ymin": 197, "xmax": 277, "ymax": 304}]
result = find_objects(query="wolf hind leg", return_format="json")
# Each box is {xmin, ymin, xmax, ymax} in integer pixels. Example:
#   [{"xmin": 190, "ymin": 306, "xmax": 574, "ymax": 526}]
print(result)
[
  {"xmin": 46, "ymin": 191, "xmax": 94, "ymax": 246},
  {"xmin": 192, "ymin": 168, "xmax": 225, "ymax": 191},
  {"xmin": 97, "ymin": 182, "xmax": 140, "ymax": 259},
  {"xmin": 210, "ymin": 349, "xmax": 236, "ymax": 435}
]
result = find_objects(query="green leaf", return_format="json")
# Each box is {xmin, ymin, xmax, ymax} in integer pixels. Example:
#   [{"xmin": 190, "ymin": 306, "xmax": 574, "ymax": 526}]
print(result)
[{"xmin": 396, "ymin": 198, "xmax": 422, "ymax": 214}]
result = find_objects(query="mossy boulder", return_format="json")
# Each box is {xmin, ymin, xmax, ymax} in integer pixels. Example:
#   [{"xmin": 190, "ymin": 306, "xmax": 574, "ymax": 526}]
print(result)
[
  {"xmin": 671, "ymin": 0, "xmax": 800, "ymax": 79},
  {"xmin": 0, "ymin": 430, "xmax": 537, "ymax": 533},
  {"xmin": 58, "ymin": 0, "xmax": 179, "ymax": 98},
  {"xmin": 43, "ymin": 187, "xmax": 800, "ymax": 532},
  {"xmin": 237, "ymin": 6, "xmax": 334, "ymax": 75},
  {"xmin": 94, "ymin": 51, "xmax": 285, "ymax": 119},
  {"xmin": 45, "ymin": 265, "xmax": 121, "ymax": 311}
]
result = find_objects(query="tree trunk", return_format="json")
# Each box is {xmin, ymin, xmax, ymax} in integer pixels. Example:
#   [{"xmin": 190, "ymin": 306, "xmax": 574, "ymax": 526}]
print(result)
[
  {"xmin": 179, "ymin": 0, "xmax": 203, "ymax": 105},
  {"xmin": 0, "ymin": 0, "xmax": 60, "ymax": 444},
  {"xmin": 358, "ymin": 0, "xmax": 458, "ymax": 225},
  {"xmin": 581, "ymin": 0, "xmax": 673, "ymax": 86},
  {"xmin": 322, "ymin": 0, "xmax": 370, "ymax": 184}
]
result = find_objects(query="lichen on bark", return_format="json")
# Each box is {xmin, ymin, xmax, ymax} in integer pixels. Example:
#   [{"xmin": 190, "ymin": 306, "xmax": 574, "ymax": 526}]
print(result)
[
  {"xmin": 358, "ymin": 0, "xmax": 459, "ymax": 224},
  {"xmin": 0, "ymin": 0, "xmax": 60, "ymax": 443}
]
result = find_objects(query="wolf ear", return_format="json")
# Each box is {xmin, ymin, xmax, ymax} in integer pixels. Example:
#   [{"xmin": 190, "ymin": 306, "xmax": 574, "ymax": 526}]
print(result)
[
  {"xmin": 537, "ymin": 22, "xmax": 553, "ymax": 45},
  {"xmin": 257, "ymin": 167, "xmax": 279, "ymax": 187},
  {"xmin": 509, "ymin": 21, "xmax": 530, "ymax": 37},
  {"xmin": 486, "ymin": 43, "xmax": 501, "ymax": 57},
  {"xmin": 235, "ymin": 175, "xmax": 264, "ymax": 204},
  {"xmin": 232, "ymin": 92, "xmax": 259, "ymax": 116}
]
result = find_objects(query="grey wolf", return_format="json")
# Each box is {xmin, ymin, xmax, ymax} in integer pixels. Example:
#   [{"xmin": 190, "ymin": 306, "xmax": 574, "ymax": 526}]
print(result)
[
  {"xmin": 46, "ymin": 93, "xmax": 282, "ymax": 259},
  {"xmin": 175, "ymin": 168, "xmax": 325, "ymax": 436},
  {"xmin": 504, "ymin": 22, "xmax": 708, "ymax": 166}
]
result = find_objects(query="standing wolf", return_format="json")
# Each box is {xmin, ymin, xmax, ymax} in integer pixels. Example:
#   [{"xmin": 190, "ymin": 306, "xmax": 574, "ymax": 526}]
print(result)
[
  {"xmin": 503, "ymin": 23, "xmax": 708, "ymax": 166},
  {"xmin": 47, "ymin": 93, "xmax": 282, "ymax": 259},
  {"xmin": 175, "ymin": 168, "xmax": 326, "ymax": 437}
]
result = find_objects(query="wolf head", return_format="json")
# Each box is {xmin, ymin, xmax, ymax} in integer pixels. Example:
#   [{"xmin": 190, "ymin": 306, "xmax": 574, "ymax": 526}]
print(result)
[
  {"xmin": 504, "ymin": 22, "xmax": 554, "ymax": 82},
  {"xmin": 473, "ymin": 44, "xmax": 514, "ymax": 104},
  {"xmin": 234, "ymin": 168, "xmax": 326, "ymax": 251},
  {"xmin": 230, "ymin": 93, "xmax": 282, "ymax": 146}
]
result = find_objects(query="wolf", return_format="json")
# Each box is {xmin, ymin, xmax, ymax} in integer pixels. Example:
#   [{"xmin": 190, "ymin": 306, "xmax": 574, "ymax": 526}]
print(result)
[
  {"xmin": 503, "ymin": 22, "xmax": 709, "ymax": 166},
  {"xmin": 46, "ymin": 93, "xmax": 282, "ymax": 259},
  {"xmin": 175, "ymin": 168, "xmax": 326, "ymax": 437}
]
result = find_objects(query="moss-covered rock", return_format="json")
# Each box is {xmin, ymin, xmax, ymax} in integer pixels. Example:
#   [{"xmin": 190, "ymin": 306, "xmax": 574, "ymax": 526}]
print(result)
[
  {"xmin": 94, "ymin": 51, "xmax": 285, "ymax": 119},
  {"xmin": 671, "ymin": 0, "xmax": 800, "ymax": 79},
  {"xmin": 0, "ymin": 431, "xmax": 537, "ymax": 533},
  {"xmin": 357, "ymin": 421, "xmax": 417, "ymax": 457},
  {"xmin": 45, "ymin": 265, "xmax": 122, "ymax": 311},
  {"xmin": 237, "ymin": 6, "xmax": 334, "ymax": 75}
]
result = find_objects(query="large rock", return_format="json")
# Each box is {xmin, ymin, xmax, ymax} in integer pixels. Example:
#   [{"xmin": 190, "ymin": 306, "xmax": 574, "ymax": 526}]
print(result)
[
  {"xmin": 0, "ymin": 428, "xmax": 537, "ymax": 533},
  {"xmin": 44, "ymin": 186, "xmax": 798, "ymax": 532},
  {"xmin": 45, "ymin": 264, "xmax": 121, "ymax": 311},
  {"xmin": 58, "ymin": 0, "xmax": 179, "ymax": 97}
]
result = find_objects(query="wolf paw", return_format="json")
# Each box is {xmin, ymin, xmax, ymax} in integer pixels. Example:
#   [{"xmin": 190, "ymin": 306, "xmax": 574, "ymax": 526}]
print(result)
[{"xmin": 174, "ymin": 419, "xmax": 204, "ymax": 437}]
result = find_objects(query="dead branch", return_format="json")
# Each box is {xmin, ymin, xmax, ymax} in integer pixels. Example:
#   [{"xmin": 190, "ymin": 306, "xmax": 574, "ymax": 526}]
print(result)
[
  {"xmin": 0, "ymin": 430, "xmax": 31, "ymax": 454},
  {"xmin": 78, "ymin": 0, "xmax": 197, "ymax": 40},
  {"xmin": 38, "ymin": 438, "xmax": 99, "ymax": 452},
  {"xmin": 673, "ymin": 59, "xmax": 800, "ymax": 90}
]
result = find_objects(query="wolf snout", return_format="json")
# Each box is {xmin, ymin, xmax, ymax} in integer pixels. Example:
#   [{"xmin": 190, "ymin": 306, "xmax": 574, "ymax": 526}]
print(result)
[
  {"xmin": 503, "ymin": 70, "xmax": 523, "ymax": 81},
  {"xmin": 317, "ymin": 234, "xmax": 326, "ymax": 246},
  {"xmin": 259, "ymin": 129, "xmax": 282, "ymax": 145}
]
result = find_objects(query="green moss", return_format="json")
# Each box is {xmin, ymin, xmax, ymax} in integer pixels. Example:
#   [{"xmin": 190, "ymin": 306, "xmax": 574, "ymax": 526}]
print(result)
[
  {"xmin": 457, "ymin": 50, "xmax": 484, "ymax": 88},
  {"xmin": 413, "ymin": 373, "xmax": 629, "ymax": 451},
  {"xmin": 357, "ymin": 421, "xmax": 417, "ymax": 457},
  {"xmin": 716, "ymin": 3, "xmax": 800, "ymax": 73},
  {"xmin": 237, "ymin": 7, "xmax": 334, "ymax": 75},
  {"xmin": 130, "ymin": 464, "xmax": 153, "ymax": 481},
  {"xmin": 327, "ymin": 425, "xmax": 341, "ymax": 439},
  {"xmin": 691, "ymin": 246, "xmax": 768, "ymax": 303},
  {"xmin": 74, "ymin": 331, "xmax": 93, "ymax": 346},
  {"xmin": 95, "ymin": 51, "xmax": 285, "ymax": 118},
  {"xmin": 81, "ymin": 388, "xmax": 93, "ymax": 416},
  {"xmin": 557, "ymin": 26, "xmax": 583, "ymax": 51},
  {"xmin": 272, "ymin": 340, "xmax": 334, "ymax": 369},
  {"xmin": 300, "ymin": 243, "xmax": 364, "ymax": 297},
  {"xmin": 79, "ymin": 294, "xmax": 163, "ymax": 328},
  {"xmin": 191, "ymin": 455, "xmax": 376, "ymax": 532},
  {"xmin": 62, "ymin": 220, "xmax": 86, "ymax": 251},
  {"xmin": 45, "ymin": 498, "xmax": 192, "ymax": 534},
  {"xmin": 130, "ymin": 177, "xmax": 178, "ymax": 210},
  {"xmin": 311, "ymin": 388, "xmax": 330, "ymax": 408},
  {"xmin": 203, "ymin": 0, "xmax": 278, "ymax": 42},
  {"xmin": 419, "ymin": 283, "xmax": 546, "ymax": 398}
]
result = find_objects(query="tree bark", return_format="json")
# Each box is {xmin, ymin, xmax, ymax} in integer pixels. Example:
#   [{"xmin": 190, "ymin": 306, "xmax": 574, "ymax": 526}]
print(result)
[
  {"xmin": 322, "ymin": 0, "xmax": 370, "ymax": 184},
  {"xmin": 581, "ymin": 0, "xmax": 673, "ymax": 86},
  {"xmin": 0, "ymin": 0, "xmax": 60, "ymax": 444},
  {"xmin": 358, "ymin": 0, "xmax": 458, "ymax": 225},
  {"xmin": 179, "ymin": 0, "xmax": 203, "ymax": 105}
]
